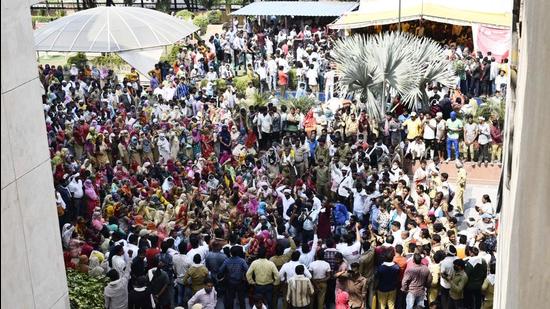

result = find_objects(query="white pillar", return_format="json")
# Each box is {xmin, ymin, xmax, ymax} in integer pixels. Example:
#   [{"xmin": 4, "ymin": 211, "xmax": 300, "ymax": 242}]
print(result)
[
  {"xmin": 495, "ymin": 0, "xmax": 550, "ymax": 308},
  {"xmin": 1, "ymin": 0, "xmax": 70, "ymax": 308}
]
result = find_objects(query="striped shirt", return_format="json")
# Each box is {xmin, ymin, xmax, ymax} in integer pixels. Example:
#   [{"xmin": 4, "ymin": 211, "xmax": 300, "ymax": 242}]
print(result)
[{"xmin": 287, "ymin": 275, "xmax": 314, "ymax": 307}]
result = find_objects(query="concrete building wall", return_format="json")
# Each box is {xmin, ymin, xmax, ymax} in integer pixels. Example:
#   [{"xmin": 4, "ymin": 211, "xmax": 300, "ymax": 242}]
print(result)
[
  {"xmin": 1, "ymin": 0, "xmax": 70, "ymax": 308},
  {"xmin": 494, "ymin": 0, "xmax": 550, "ymax": 307}
]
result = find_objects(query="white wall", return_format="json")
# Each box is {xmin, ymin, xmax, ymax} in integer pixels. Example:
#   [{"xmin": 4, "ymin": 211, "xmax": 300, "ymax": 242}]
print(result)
[
  {"xmin": 495, "ymin": 0, "xmax": 550, "ymax": 308},
  {"xmin": 1, "ymin": 0, "xmax": 70, "ymax": 308}
]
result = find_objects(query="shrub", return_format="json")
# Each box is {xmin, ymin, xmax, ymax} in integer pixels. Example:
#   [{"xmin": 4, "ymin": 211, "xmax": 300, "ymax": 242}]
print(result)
[
  {"xmin": 233, "ymin": 75, "xmax": 251, "ymax": 96},
  {"xmin": 216, "ymin": 79, "xmax": 227, "ymax": 93},
  {"xmin": 160, "ymin": 44, "xmax": 184, "ymax": 64},
  {"xmin": 32, "ymin": 15, "xmax": 61, "ymax": 23},
  {"xmin": 66, "ymin": 270, "xmax": 109, "ymax": 309},
  {"xmin": 252, "ymin": 92, "xmax": 270, "ymax": 107},
  {"xmin": 280, "ymin": 96, "xmax": 317, "ymax": 113},
  {"xmin": 193, "ymin": 14, "xmax": 210, "ymax": 35},
  {"xmin": 90, "ymin": 54, "xmax": 126, "ymax": 69},
  {"xmin": 176, "ymin": 9, "xmax": 195, "ymax": 20},
  {"xmin": 293, "ymin": 96, "xmax": 317, "ymax": 112},
  {"xmin": 66, "ymin": 52, "xmax": 88, "ymax": 69},
  {"xmin": 207, "ymin": 10, "xmax": 223, "ymax": 24}
]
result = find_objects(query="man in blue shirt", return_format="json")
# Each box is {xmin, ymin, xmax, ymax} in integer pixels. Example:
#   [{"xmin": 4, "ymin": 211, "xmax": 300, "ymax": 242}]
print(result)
[
  {"xmin": 175, "ymin": 79, "xmax": 189, "ymax": 100},
  {"xmin": 376, "ymin": 251, "xmax": 400, "ymax": 309},
  {"xmin": 219, "ymin": 246, "xmax": 249, "ymax": 309},
  {"xmin": 369, "ymin": 199, "xmax": 381, "ymax": 232}
]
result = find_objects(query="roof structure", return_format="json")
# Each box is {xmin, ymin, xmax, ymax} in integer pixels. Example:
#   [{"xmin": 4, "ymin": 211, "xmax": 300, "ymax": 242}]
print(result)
[
  {"xmin": 34, "ymin": 6, "xmax": 198, "ymax": 53},
  {"xmin": 330, "ymin": 0, "xmax": 512, "ymax": 29},
  {"xmin": 231, "ymin": 1, "xmax": 359, "ymax": 17}
]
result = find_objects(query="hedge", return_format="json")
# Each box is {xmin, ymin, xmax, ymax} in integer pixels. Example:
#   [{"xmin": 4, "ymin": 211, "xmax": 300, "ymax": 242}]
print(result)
[
  {"xmin": 175, "ymin": 9, "xmax": 195, "ymax": 20},
  {"xmin": 207, "ymin": 10, "xmax": 223, "ymax": 24},
  {"xmin": 193, "ymin": 14, "xmax": 209, "ymax": 34}
]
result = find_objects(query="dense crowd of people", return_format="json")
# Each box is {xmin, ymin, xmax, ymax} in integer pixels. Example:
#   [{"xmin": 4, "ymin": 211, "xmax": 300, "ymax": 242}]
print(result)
[{"xmin": 41, "ymin": 18, "xmax": 502, "ymax": 309}]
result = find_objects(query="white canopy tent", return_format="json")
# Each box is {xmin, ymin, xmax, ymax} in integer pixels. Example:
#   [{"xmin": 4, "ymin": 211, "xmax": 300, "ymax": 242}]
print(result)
[
  {"xmin": 34, "ymin": 6, "xmax": 198, "ymax": 77},
  {"xmin": 117, "ymin": 47, "xmax": 165, "ymax": 80},
  {"xmin": 330, "ymin": 0, "xmax": 512, "ymax": 29}
]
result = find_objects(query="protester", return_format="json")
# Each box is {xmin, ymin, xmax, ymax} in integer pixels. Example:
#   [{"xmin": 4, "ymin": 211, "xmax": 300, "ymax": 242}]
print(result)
[{"xmin": 40, "ymin": 17, "xmax": 502, "ymax": 309}]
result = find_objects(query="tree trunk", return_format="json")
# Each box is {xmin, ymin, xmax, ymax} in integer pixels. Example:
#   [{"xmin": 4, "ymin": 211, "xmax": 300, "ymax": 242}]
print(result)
[{"xmin": 225, "ymin": 0, "xmax": 231, "ymax": 16}]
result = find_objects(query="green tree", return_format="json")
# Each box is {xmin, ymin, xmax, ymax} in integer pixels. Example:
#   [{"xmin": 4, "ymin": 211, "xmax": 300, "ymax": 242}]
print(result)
[{"xmin": 156, "ymin": 0, "xmax": 172, "ymax": 12}]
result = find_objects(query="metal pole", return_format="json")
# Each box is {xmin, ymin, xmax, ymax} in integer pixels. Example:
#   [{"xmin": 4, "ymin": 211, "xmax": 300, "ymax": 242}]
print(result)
[
  {"xmin": 398, "ymin": 0, "xmax": 402, "ymax": 33},
  {"xmin": 381, "ymin": 77, "xmax": 386, "ymax": 120}
]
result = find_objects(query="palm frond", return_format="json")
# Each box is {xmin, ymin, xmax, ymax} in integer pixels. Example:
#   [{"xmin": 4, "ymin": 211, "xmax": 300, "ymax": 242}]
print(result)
[{"xmin": 333, "ymin": 32, "xmax": 456, "ymax": 120}]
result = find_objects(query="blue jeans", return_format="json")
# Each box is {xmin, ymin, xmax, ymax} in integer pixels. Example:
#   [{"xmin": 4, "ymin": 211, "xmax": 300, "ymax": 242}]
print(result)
[
  {"xmin": 446, "ymin": 138, "xmax": 459, "ymax": 160},
  {"xmin": 175, "ymin": 283, "xmax": 185, "ymax": 306},
  {"xmin": 225, "ymin": 282, "xmax": 246, "ymax": 309},
  {"xmin": 254, "ymin": 284, "xmax": 274, "ymax": 309},
  {"xmin": 406, "ymin": 292, "xmax": 425, "ymax": 309}
]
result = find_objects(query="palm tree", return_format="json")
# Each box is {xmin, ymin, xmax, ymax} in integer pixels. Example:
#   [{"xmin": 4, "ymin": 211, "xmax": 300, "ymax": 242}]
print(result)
[{"xmin": 331, "ymin": 32, "xmax": 455, "ymax": 120}]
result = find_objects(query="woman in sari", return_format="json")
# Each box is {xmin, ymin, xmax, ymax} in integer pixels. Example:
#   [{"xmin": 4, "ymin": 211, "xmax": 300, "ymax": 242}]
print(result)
[
  {"xmin": 191, "ymin": 127, "xmax": 202, "ymax": 158},
  {"xmin": 201, "ymin": 126, "xmax": 215, "ymax": 158},
  {"xmin": 84, "ymin": 179, "xmax": 99, "ymax": 219}
]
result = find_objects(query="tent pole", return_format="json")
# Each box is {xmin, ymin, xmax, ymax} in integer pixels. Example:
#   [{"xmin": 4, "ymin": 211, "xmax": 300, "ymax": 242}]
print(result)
[
  {"xmin": 380, "ymin": 76, "xmax": 386, "ymax": 120},
  {"xmin": 398, "ymin": 0, "xmax": 402, "ymax": 32}
]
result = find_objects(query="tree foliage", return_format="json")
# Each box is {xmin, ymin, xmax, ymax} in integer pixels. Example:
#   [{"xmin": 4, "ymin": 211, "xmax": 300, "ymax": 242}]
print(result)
[
  {"xmin": 192, "ymin": 14, "xmax": 210, "ymax": 34},
  {"xmin": 66, "ymin": 52, "xmax": 89, "ymax": 69},
  {"xmin": 66, "ymin": 270, "xmax": 109, "ymax": 309},
  {"xmin": 332, "ymin": 32, "xmax": 455, "ymax": 120},
  {"xmin": 90, "ymin": 54, "xmax": 126, "ymax": 69},
  {"xmin": 176, "ymin": 9, "xmax": 195, "ymax": 20}
]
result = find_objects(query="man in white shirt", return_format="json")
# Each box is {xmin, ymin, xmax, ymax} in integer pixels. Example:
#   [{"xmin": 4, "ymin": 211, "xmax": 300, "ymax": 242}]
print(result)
[
  {"xmin": 123, "ymin": 235, "xmax": 140, "ymax": 263},
  {"xmin": 265, "ymin": 36, "xmax": 274, "ymax": 56},
  {"xmin": 335, "ymin": 167, "xmax": 354, "ymax": 201},
  {"xmin": 187, "ymin": 237, "xmax": 210, "ymax": 264},
  {"xmin": 298, "ymin": 233, "xmax": 319, "ymax": 267},
  {"xmin": 439, "ymin": 246, "xmax": 458, "ymax": 307},
  {"xmin": 256, "ymin": 108, "xmax": 273, "ymax": 150},
  {"xmin": 255, "ymin": 62, "xmax": 268, "ymax": 93},
  {"xmin": 205, "ymin": 67, "xmax": 218, "ymax": 82},
  {"xmin": 306, "ymin": 64, "xmax": 319, "ymax": 95},
  {"xmin": 344, "ymin": 183, "xmax": 368, "ymax": 221},
  {"xmin": 173, "ymin": 242, "xmax": 192, "ymax": 306},
  {"xmin": 277, "ymin": 55, "xmax": 290, "ymax": 73},
  {"xmin": 276, "ymin": 186, "xmax": 296, "ymax": 221},
  {"xmin": 308, "ymin": 252, "xmax": 331, "ymax": 309},
  {"xmin": 267, "ymin": 56, "xmax": 278, "ymax": 92},
  {"xmin": 280, "ymin": 251, "xmax": 312, "ymax": 284},
  {"xmin": 324, "ymin": 68, "xmax": 336, "ymax": 101},
  {"xmin": 413, "ymin": 159, "xmax": 428, "ymax": 188},
  {"xmin": 423, "ymin": 113, "xmax": 437, "ymax": 159},
  {"xmin": 335, "ymin": 223, "xmax": 362, "ymax": 265},
  {"xmin": 389, "ymin": 196, "xmax": 408, "ymax": 231},
  {"xmin": 407, "ymin": 137, "xmax": 426, "ymax": 160}
]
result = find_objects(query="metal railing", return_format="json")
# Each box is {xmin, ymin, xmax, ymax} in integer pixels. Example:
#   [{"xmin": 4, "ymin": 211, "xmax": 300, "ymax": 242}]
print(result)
[
  {"xmin": 31, "ymin": 1, "xmax": 246, "ymax": 13},
  {"xmin": 30, "ymin": 1, "xmax": 201, "ymax": 12}
]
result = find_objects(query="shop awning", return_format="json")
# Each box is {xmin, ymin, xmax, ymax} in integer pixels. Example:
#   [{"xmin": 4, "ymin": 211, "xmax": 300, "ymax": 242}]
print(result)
[
  {"xmin": 330, "ymin": 0, "xmax": 512, "ymax": 29},
  {"xmin": 231, "ymin": 1, "xmax": 359, "ymax": 17}
]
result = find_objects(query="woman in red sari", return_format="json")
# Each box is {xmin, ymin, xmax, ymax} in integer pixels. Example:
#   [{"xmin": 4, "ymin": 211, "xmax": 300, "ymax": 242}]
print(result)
[{"xmin": 201, "ymin": 126, "xmax": 215, "ymax": 158}]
